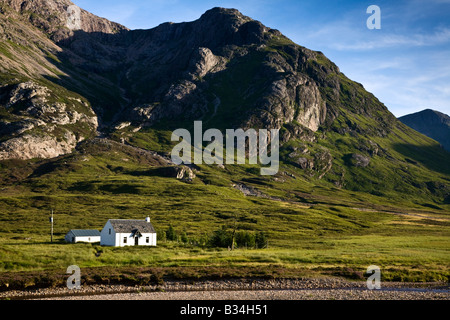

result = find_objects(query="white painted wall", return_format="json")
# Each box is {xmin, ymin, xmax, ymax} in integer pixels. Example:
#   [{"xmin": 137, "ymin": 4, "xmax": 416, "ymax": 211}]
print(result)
[
  {"xmin": 65, "ymin": 231, "xmax": 100, "ymax": 243},
  {"xmin": 100, "ymin": 220, "xmax": 157, "ymax": 247},
  {"xmin": 75, "ymin": 236, "xmax": 100, "ymax": 243},
  {"xmin": 100, "ymin": 220, "xmax": 115, "ymax": 246},
  {"xmin": 116, "ymin": 232, "xmax": 157, "ymax": 247}
]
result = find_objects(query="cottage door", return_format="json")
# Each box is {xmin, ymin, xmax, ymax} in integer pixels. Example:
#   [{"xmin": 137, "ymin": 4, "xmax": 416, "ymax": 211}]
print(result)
[{"xmin": 135, "ymin": 237, "xmax": 139, "ymax": 246}]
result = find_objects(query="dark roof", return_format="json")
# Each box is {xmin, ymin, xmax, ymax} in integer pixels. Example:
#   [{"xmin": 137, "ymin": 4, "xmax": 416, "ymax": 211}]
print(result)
[
  {"xmin": 109, "ymin": 219, "xmax": 156, "ymax": 234},
  {"xmin": 68, "ymin": 230, "xmax": 101, "ymax": 237}
]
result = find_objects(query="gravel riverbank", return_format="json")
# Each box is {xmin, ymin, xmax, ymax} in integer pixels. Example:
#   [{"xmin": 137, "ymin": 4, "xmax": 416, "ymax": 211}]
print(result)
[{"xmin": 1, "ymin": 278, "xmax": 448, "ymax": 300}]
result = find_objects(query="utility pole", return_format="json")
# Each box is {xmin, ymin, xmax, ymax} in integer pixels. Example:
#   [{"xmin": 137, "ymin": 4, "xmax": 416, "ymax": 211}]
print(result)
[
  {"xmin": 50, "ymin": 209, "xmax": 54, "ymax": 243},
  {"xmin": 231, "ymin": 221, "xmax": 237, "ymax": 251}
]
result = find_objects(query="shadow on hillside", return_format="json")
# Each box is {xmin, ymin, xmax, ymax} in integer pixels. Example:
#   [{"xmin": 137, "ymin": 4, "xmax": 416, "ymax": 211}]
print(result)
[
  {"xmin": 392, "ymin": 143, "xmax": 450, "ymax": 176},
  {"xmin": 42, "ymin": 23, "xmax": 274, "ymax": 133},
  {"xmin": 42, "ymin": 29, "xmax": 131, "ymax": 127}
]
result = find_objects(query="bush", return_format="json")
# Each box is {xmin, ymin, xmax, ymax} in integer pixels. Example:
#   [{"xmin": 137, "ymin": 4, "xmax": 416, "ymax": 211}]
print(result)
[
  {"xmin": 235, "ymin": 230, "xmax": 255, "ymax": 248},
  {"xmin": 255, "ymin": 231, "xmax": 268, "ymax": 249},
  {"xmin": 166, "ymin": 225, "xmax": 178, "ymax": 241},
  {"xmin": 209, "ymin": 226, "xmax": 232, "ymax": 248},
  {"xmin": 196, "ymin": 233, "xmax": 210, "ymax": 247},
  {"xmin": 209, "ymin": 227, "xmax": 268, "ymax": 249},
  {"xmin": 181, "ymin": 232, "xmax": 188, "ymax": 244},
  {"xmin": 157, "ymin": 230, "xmax": 166, "ymax": 242}
]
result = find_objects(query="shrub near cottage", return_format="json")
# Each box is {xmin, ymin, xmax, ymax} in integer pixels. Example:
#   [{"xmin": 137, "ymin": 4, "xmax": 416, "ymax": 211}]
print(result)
[
  {"xmin": 165, "ymin": 225, "xmax": 178, "ymax": 241},
  {"xmin": 209, "ymin": 227, "xmax": 268, "ymax": 249}
]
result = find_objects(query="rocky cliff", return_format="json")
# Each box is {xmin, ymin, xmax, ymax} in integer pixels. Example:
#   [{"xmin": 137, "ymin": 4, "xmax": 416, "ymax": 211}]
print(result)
[
  {"xmin": 0, "ymin": 0, "xmax": 119, "ymax": 159},
  {"xmin": 54, "ymin": 6, "xmax": 394, "ymax": 137},
  {"xmin": 4, "ymin": 0, "xmax": 126, "ymax": 37}
]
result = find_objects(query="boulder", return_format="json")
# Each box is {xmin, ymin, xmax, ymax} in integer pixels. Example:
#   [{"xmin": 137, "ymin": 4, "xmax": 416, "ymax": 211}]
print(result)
[{"xmin": 350, "ymin": 154, "xmax": 370, "ymax": 168}]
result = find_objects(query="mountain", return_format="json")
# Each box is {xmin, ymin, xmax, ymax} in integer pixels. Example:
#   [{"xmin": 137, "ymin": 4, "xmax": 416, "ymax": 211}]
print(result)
[
  {"xmin": 0, "ymin": 0, "xmax": 127, "ymax": 159},
  {"xmin": 0, "ymin": 1, "xmax": 449, "ymax": 203},
  {"xmin": 0, "ymin": 0, "xmax": 450, "ymax": 286},
  {"xmin": 399, "ymin": 109, "xmax": 450, "ymax": 152},
  {"xmin": 1, "ymin": 2, "xmax": 391, "ymax": 156}
]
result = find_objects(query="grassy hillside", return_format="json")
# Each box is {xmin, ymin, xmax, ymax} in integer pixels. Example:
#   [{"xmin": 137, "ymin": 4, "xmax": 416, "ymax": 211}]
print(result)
[{"xmin": 0, "ymin": 135, "xmax": 448, "ymax": 288}]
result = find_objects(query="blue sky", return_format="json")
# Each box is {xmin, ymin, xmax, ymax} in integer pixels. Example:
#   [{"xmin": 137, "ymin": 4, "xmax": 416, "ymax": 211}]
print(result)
[{"xmin": 72, "ymin": 0, "xmax": 450, "ymax": 117}]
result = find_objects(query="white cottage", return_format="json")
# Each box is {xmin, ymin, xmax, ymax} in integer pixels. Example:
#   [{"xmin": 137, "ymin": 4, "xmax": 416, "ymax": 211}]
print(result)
[
  {"xmin": 100, "ymin": 217, "xmax": 157, "ymax": 247},
  {"xmin": 65, "ymin": 229, "xmax": 101, "ymax": 243}
]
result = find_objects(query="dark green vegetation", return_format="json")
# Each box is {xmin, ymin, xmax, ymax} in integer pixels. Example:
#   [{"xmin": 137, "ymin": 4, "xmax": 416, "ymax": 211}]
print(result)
[{"xmin": 0, "ymin": 3, "xmax": 449, "ymax": 288}]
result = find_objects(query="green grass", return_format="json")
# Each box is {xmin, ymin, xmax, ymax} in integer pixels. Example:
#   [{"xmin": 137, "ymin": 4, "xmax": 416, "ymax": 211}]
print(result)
[
  {"xmin": 0, "ymin": 139, "xmax": 448, "ymax": 286},
  {"xmin": 112, "ymin": 127, "xmax": 175, "ymax": 154},
  {"xmin": 1, "ymin": 115, "xmax": 448, "ymax": 286}
]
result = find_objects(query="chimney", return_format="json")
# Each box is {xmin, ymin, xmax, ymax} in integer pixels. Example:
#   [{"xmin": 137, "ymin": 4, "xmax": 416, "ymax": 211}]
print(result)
[{"xmin": 145, "ymin": 217, "xmax": 150, "ymax": 223}]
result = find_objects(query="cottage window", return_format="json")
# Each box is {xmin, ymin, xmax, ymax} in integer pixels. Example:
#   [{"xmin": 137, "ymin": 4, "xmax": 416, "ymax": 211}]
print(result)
[
  {"xmin": 124, "ymin": 237, "xmax": 127, "ymax": 244},
  {"xmin": 146, "ymin": 237, "xmax": 149, "ymax": 243}
]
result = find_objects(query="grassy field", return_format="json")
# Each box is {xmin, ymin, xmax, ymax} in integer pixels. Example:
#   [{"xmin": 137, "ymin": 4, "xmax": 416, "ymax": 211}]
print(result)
[{"xmin": 0, "ymin": 139, "xmax": 448, "ymax": 289}]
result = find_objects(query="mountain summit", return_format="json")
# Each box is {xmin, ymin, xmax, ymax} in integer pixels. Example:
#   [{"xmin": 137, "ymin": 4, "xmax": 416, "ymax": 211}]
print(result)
[
  {"xmin": 0, "ymin": 1, "xmax": 449, "ymax": 203},
  {"xmin": 3, "ymin": 0, "xmax": 126, "ymax": 36},
  {"xmin": 399, "ymin": 109, "xmax": 450, "ymax": 151},
  {"xmin": 0, "ymin": 2, "xmax": 392, "ymax": 136}
]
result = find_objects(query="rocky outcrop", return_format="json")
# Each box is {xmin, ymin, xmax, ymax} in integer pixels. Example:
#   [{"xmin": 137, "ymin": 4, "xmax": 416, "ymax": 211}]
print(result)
[
  {"xmin": 3, "ymin": 81, "xmax": 97, "ymax": 127},
  {"xmin": 349, "ymin": 154, "xmax": 371, "ymax": 168},
  {"xmin": 288, "ymin": 146, "xmax": 333, "ymax": 179},
  {"xmin": 189, "ymin": 47, "xmax": 228, "ymax": 79},
  {"xmin": 5, "ymin": 81, "xmax": 50, "ymax": 108},
  {"xmin": 248, "ymin": 72, "xmax": 327, "ymax": 132},
  {"xmin": 0, "ymin": 131, "xmax": 79, "ymax": 160},
  {"xmin": 175, "ymin": 166, "xmax": 196, "ymax": 181},
  {"xmin": 0, "ymin": 80, "xmax": 98, "ymax": 160},
  {"xmin": 4, "ymin": 0, "xmax": 127, "ymax": 39},
  {"xmin": 152, "ymin": 166, "xmax": 196, "ymax": 181},
  {"xmin": 232, "ymin": 183, "xmax": 264, "ymax": 197}
]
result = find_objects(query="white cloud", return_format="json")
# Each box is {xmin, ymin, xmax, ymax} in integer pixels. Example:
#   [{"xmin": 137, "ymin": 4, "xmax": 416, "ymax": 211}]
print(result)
[
  {"xmin": 342, "ymin": 60, "xmax": 450, "ymax": 117},
  {"xmin": 316, "ymin": 26, "xmax": 450, "ymax": 51}
]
